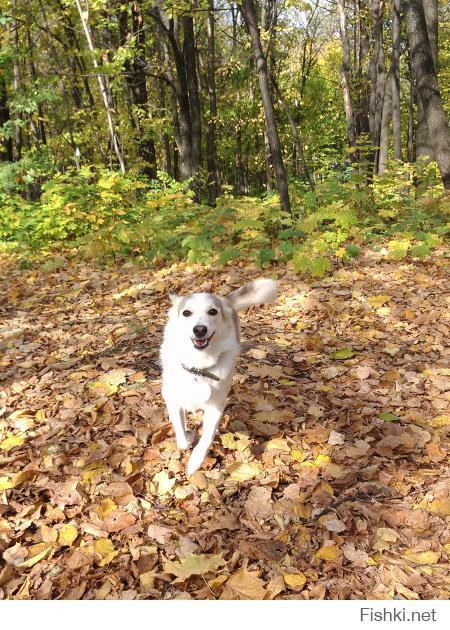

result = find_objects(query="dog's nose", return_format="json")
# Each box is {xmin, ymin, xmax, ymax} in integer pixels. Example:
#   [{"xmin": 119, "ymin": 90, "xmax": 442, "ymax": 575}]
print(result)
[{"xmin": 193, "ymin": 325, "xmax": 208, "ymax": 338}]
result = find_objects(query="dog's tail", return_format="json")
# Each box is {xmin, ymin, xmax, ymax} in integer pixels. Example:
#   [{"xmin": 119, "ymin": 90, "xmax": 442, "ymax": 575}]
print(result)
[{"xmin": 227, "ymin": 278, "xmax": 277, "ymax": 311}]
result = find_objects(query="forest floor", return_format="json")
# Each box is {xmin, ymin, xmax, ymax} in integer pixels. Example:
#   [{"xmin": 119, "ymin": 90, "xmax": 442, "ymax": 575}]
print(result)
[{"xmin": 0, "ymin": 249, "xmax": 449, "ymax": 600}]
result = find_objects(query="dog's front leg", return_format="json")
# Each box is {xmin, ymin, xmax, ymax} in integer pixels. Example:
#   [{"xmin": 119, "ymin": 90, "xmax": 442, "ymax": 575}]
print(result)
[
  {"xmin": 186, "ymin": 403, "xmax": 224, "ymax": 476},
  {"xmin": 165, "ymin": 400, "xmax": 195, "ymax": 450}
]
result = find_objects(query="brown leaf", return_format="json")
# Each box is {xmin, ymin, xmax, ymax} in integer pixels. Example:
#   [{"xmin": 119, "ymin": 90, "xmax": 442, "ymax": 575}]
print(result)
[
  {"xmin": 103, "ymin": 510, "xmax": 136, "ymax": 532},
  {"xmin": 244, "ymin": 486, "xmax": 273, "ymax": 521},
  {"xmin": 222, "ymin": 567, "xmax": 267, "ymax": 600}
]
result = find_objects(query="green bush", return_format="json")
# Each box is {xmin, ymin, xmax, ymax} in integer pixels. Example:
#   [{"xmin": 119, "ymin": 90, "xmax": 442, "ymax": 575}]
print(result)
[{"xmin": 1, "ymin": 164, "xmax": 448, "ymax": 276}]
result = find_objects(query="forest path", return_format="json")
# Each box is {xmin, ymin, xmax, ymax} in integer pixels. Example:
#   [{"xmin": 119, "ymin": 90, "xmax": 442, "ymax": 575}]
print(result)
[{"xmin": 0, "ymin": 251, "xmax": 449, "ymax": 599}]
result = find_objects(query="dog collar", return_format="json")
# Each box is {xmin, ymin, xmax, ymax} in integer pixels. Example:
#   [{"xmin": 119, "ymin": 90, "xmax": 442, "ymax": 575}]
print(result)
[{"xmin": 181, "ymin": 364, "xmax": 220, "ymax": 382}]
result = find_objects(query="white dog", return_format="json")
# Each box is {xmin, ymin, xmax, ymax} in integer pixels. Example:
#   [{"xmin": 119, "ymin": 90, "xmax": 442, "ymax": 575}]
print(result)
[{"xmin": 160, "ymin": 278, "xmax": 277, "ymax": 476}]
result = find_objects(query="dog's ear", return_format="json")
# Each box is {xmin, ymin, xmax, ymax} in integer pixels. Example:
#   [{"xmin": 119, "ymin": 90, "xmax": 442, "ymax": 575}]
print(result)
[{"xmin": 168, "ymin": 292, "xmax": 180, "ymax": 305}]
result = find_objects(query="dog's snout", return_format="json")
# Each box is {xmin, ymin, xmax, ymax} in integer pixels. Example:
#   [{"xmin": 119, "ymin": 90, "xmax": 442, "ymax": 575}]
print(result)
[{"xmin": 193, "ymin": 325, "xmax": 208, "ymax": 338}]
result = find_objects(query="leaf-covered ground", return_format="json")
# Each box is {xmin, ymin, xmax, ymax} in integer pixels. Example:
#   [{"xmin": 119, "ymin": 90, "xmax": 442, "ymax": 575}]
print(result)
[{"xmin": 0, "ymin": 250, "xmax": 449, "ymax": 600}]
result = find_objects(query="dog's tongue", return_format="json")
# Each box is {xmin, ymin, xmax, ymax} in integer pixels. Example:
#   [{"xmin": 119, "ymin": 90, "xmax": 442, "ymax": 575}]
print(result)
[{"xmin": 195, "ymin": 338, "xmax": 207, "ymax": 347}]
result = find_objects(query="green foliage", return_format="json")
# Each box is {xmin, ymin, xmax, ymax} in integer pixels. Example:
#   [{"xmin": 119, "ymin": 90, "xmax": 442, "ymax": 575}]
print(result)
[{"xmin": 1, "ymin": 165, "xmax": 448, "ymax": 276}]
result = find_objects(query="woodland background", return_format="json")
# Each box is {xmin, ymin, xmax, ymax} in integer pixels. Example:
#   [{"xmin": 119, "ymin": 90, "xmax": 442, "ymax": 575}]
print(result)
[{"xmin": 0, "ymin": 0, "xmax": 449, "ymax": 269}]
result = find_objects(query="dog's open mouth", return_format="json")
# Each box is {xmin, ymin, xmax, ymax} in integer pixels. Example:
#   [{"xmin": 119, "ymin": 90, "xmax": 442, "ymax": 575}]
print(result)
[{"xmin": 192, "ymin": 333, "xmax": 214, "ymax": 350}]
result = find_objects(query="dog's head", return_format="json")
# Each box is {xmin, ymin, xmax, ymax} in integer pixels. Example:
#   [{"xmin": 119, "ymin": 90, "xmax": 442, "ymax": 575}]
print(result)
[{"xmin": 168, "ymin": 292, "xmax": 228, "ymax": 351}]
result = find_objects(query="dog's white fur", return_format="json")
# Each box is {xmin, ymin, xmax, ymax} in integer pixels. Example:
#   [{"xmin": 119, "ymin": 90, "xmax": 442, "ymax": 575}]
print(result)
[{"xmin": 160, "ymin": 278, "xmax": 277, "ymax": 476}]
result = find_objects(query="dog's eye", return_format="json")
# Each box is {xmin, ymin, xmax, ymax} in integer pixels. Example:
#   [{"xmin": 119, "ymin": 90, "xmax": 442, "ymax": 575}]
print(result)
[
  {"xmin": 208, "ymin": 308, "xmax": 218, "ymax": 316},
  {"xmin": 182, "ymin": 310, "xmax": 192, "ymax": 317}
]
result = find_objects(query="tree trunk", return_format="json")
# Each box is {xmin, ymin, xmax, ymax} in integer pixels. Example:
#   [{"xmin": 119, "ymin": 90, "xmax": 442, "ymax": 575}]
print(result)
[
  {"xmin": 337, "ymin": 0, "xmax": 356, "ymax": 149},
  {"xmin": 239, "ymin": 0, "xmax": 291, "ymax": 213},
  {"xmin": 369, "ymin": 0, "xmax": 385, "ymax": 171},
  {"xmin": 150, "ymin": 5, "xmax": 197, "ymax": 187},
  {"xmin": 378, "ymin": 68, "xmax": 393, "ymax": 173},
  {"xmin": 27, "ymin": 29, "xmax": 47, "ymax": 149},
  {"xmin": 406, "ymin": 0, "xmax": 450, "ymax": 188},
  {"xmin": 355, "ymin": 0, "xmax": 371, "ymax": 145},
  {"xmin": 183, "ymin": 15, "xmax": 201, "ymax": 199},
  {"xmin": 415, "ymin": 0, "xmax": 438, "ymax": 160},
  {"xmin": 407, "ymin": 50, "xmax": 416, "ymax": 163},
  {"xmin": 270, "ymin": 74, "xmax": 314, "ymax": 191},
  {"xmin": 75, "ymin": 0, "xmax": 125, "ymax": 173},
  {"xmin": 205, "ymin": 0, "xmax": 219, "ymax": 205},
  {"xmin": 12, "ymin": 2, "xmax": 22, "ymax": 160},
  {"xmin": 159, "ymin": 80, "xmax": 173, "ymax": 177},
  {"xmin": 391, "ymin": 0, "xmax": 402, "ymax": 160},
  {"xmin": 127, "ymin": 3, "xmax": 157, "ymax": 178},
  {"xmin": 0, "ymin": 76, "xmax": 13, "ymax": 161},
  {"xmin": 264, "ymin": 127, "xmax": 274, "ymax": 192}
]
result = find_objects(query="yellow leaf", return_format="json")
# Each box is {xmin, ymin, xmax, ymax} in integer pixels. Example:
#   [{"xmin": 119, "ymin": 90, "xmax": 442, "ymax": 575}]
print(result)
[
  {"xmin": 58, "ymin": 524, "xmax": 78, "ymax": 546},
  {"xmin": 403, "ymin": 550, "xmax": 440, "ymax": 565},
  {"xmin": 290, "ymin": 449, "xmax": 305, "ymax": 462},
  {"xmin": 428, "ymin": 498, "xmax": 450, "ymax": 517},
  {"xmin": 99, "ymin": 369, "xmax": 128, "ymax": 386},
  {"xmin": 224, "ymin": 567, "xmax": 267, "ymax": 599},
  {"xmin": 0, "ymin": 435, "xmax": 25, "ymax": 451},
  {"xmin": 0, "ymin": 470, "xmax": 35, "ymax": 491},
  {"xmin": 0, "ymin": 476, "xmax": 14, "ymax": 491},
  {"xmin": 283, "ymin": 573, "xmax": 307, "ymax": 590},
  {"xmin": 227, "ymin": 461, "xmax": 262, "ymax": 482},
  {"xmin": 94, "ymin": 538, "xmax": 118, "ymax": 566},
  {"xmin": 208, "ymin": 574, "xmax": 229, "ymax": 590},
  {"xmin": 18, "ymin": 543, "xmax": 53, "ymax": 568},
  {"xmin": 314, "ymin": 454, "xmax": 330, "ymax": 466},
  {"xmin": 431, "ymin": 415, "xmax": 450, "ymax": 428},
  {"xmin": 367, "ymin": 295, "xmax": 391, "ymax": 308},
  {"xmin": 89, "ymin": 381, "xmax": 117, "ymax": 396},
  {"xmin": 220, "ymin": 432, "xmax": 251, "ymax": 452},
  {"xmin": 164, "ymin": 553, "xmax": 225, "ymax": 582},
  {"xmin": 174, "ymin": 486, "xmax": 189, "ymax": 500},
  {"xmin": 264, "ymin": 438, "xmax": 291, "ymax": 452},
  {"xmin": 139, "ymin": 572, "xmax": 155, "ymax": 588},
  {"xmin": 315, "ymin": 545, "xmax": 342, "ymax": 561},
  {"xmin": 150, "ymin": 470, "xmax": 176, "ymax": 496},
  {"xmin": 98, "ymin": 498, "xmax": 117, "ymax": 519}
]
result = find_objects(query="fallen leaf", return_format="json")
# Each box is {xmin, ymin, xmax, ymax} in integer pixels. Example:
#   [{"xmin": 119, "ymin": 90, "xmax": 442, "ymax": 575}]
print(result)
[
  {"xmin": 428, "ymin": 498, "xmax": 450, "ymax": 517},
  {"xmin": 58, "ymin": 524, "xmax": 78, "ymax": 546},
  {"xmin": 315, "ymin": 545, "xmax": 342, "ymax": 561},
  {"xmin": 244, "ymin": 486, "xmax": 273, "ymax": 521},
  {"xmin": 164, "ymin": 553, "xmax": 225, "ymax": 582},
  {"xmin": 378, "ymin": 412, "xmax": 401, "ymax": 422},
  {"xmin": 367, "ymin": 295, "xmax": 391, "ymax": 308},
  {"xmin": 323, "ymin": 518, "xmax": 346, "ymax": 533},
  {"xmin": 402, "ymin": 550, "xmax": 440, "ymax": 565},
  {"xmin": 150, "ymin": 470, "xmax": 176, "ymax": 496},
  {"xmin": 103, "ymin": 510, "xmax": 136, "ymax": 532},
  {"xmin": 0, "ymin": 435, "xmax": 25, "ymax": 451},
  {"xmin": 264, "ymin": 438, "xmax": 290, "ymax": 452},
  {"xmin": 227, "ymin": 461, "xmax": 262, "ymax": 482},
  {"xmin": 222, "ymin": 567, "xmax": 267, "ymax": 599},
  {"xmin": 94, "ymin": 538, "xmax": 118, "ymax": 566},
  {"xmin": 330, "ymin": 348, "xmax": 354, "ymax": 360},
  {"xmin": 18, "ymin": 543, "xmax": 53, "ymax": 568},
  {"xmin": 283, "ymin": 573, "xmax": 306, "ymax": 590}
]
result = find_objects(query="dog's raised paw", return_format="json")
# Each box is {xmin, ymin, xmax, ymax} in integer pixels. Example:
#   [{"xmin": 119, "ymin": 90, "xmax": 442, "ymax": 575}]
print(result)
[
  {"xmin": 186, "ymin": 446, "xmax": 206, "ymax": 477},
  {"xmin": 177, "ymin": 430, "xmax": 196, "ymax": 450}
]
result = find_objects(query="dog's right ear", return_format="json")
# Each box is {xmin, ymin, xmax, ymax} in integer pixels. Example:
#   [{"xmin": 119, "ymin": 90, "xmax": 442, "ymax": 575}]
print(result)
[{"xmin": 168, "ymin": 292, "xmax": 180, "ymax": 305}]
